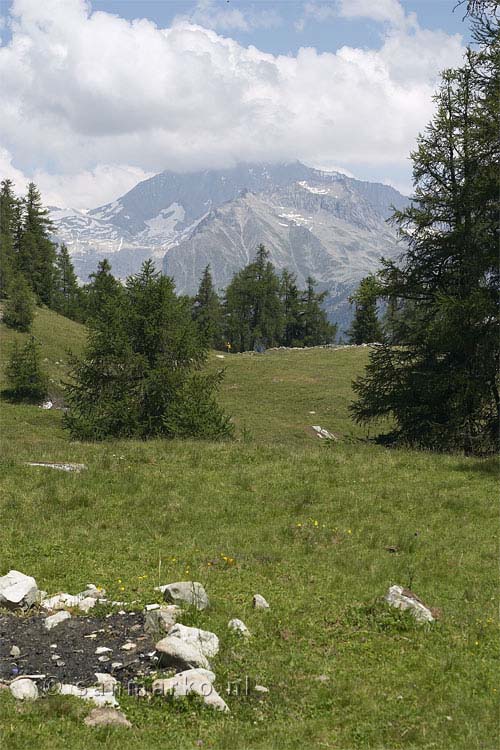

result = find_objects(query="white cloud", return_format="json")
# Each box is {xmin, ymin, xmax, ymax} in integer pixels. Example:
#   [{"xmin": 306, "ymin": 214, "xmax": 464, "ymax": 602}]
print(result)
[
  {"xmin": 179, "ymin": 1, "xmax": 281, "ymax": 33},
  {"xmin": 337, "ymin": 0, "xmax": 407, "ymax": 26},
  {"xmin": 295, "ymin": 3, "xmax": 337, "ymax": 31},
  {"xmin": 0, "ymin": 0, "xmax": 465, "ymax": 208}
]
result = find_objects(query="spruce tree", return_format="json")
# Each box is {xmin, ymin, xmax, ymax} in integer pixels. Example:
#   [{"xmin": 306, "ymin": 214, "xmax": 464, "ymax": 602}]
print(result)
[
  {"xmin": 3, "ymin": 273, "xmax": 34, "ymax": 332},
  {"xmin": 54, "ymin": 244, "xmax": 83, "ymax": 320},
  {"xmin": 0, "ymin": 179, "xmax": 19, "ymax": 297},
  {"xmin": 301, "ymin": 276, "xmax": 337, "ymax": 346},
  {"xmin": 280, "ymin": 269, "xmax": 303, "ymax": 346},
  {"xmin": 83, "ymin": 258, "xmax": 123, "ymax": 322},
  {"xmin": 192, "ymin": 265, "xmax": 223, "ymax": 348},
  {"xmin": 18, "ymin": 183, "xmax": 57, "ymax": 306},
  {"xmin": 65, "ymin": 260, "xmax": 232, "ymax": 441},
  {"xmin": 347, "ymin": 275, "xmax": 383, "ymax": 344},
  {"xmin": 351, "ymin": 26, "xmax": 499, "ymax": 454},
  {"xmin": 5, "ymin": 336, "xmax": 48, "ymax": 401}
]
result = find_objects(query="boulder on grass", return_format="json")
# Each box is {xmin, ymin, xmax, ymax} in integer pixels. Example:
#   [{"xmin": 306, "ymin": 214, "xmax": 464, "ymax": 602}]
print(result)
[
  {"xmin": 152, "ymin": 669, "xmax": 228, "ymax": 712},
  {"xmin": 169, "ymin": 623, "xmax": 219, "ymax": 659},
  {"xmin": 0, "ymin": 570, "xmax": 38, "ymax": 611},
  {"xmin": 159, "ymin": 581, "xmax": 209, "ymax": 610},
  {"xmin": 155, "ymin": 635, "xmax": 210, "ymax": 670},
  {"xmin": 10, "ymin": 678, "xmax": 38, "ymax": 701},
  {"xmin": 84, "ymin": 707, "xmax": 131, "ymax": 728},
  {"xmin": 385, "ymin": 585, "xmax": 434, "ymax": 623}
]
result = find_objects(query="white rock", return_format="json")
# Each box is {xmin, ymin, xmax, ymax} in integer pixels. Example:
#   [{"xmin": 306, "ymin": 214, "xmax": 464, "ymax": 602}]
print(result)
[
  {"xmin": 228, "ymin": 618, "xmax": 250, "ymax": 637},
  {"xmin": 385, "ymin": 585, "xmax": 434, "ymax": 623},
  {"xmin": 120, "ymin": 642, "xmax": 136, "ymax": 651},
  {"xmin": 94, "ymin": 673, "xmax": 117, "ymax": 692},
  {"xmin": 253, "ymin": 594, "xmax": 270, "ymax": 610},
  {"xmin": 0, "ymin": 570, "xmax": 38, "ymax": 610},
  {"xmin": 155, "ymin": 635, "xmax": 210, "ymax": 670},
  {"xmin": 59, "ymin": 683, "xmax": 118, "ymax": 707},
  {"xmin": 160, "ymin": 581, "xmax": 209, "ymax": 610},
  {"xmin": 78, "ymin": 597, "xmax": 97, "ymax": 613},
  {"xmin": 311, "ymin": 425, "xmax": 336, "ymax": 440},
  {"xmin": 10, "ymin": 645, "xmax": 21, "ymax": 658},
  {"xmin": 41, "ymin": 593, "xmax": 81, "ymax": 610},
  {"xmin": 26, "ymin": 462, "xmax": 86, "ymax": 472},
  {"xmin": 144, "ymin": 604, "xmax": 181, "ymax": 636},
  {"xmin": 44, "ymin": 610, "xmax": 71, "ymax": 631},
  {"xmin": 40, "ymin": 400, "xmax": 53, "ymax": 410},
  {"xmin": 169, "ymin": 623, "xmax": 219, "ymax": 659},
  {"xmin": 152, "ymin": 669, "xmax": 229, "ymax": 712},
  {"xmin": 10, "ymin": 678, "xmax": 38, "ymax": 701},
  {"xmin": 254, "ymin": 685, "xmax": 269, "ymax": 693},
  {"xmin": 95, "ymin": 646, "xmax": 112, "ymax": 655}
]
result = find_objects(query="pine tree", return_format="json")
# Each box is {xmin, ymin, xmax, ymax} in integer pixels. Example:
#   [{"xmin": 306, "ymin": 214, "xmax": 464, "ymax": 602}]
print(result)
[
  {"xmin": 82, "ymin": 258, "xmax": 123, "ymax": 322},
  {"xmin": 5, "ymin": 336, "xmax": 48, "ymax": 401},
  {"xmin": 64, "ymin": 260, "xmax": 232, "ymax": 441},
  {"xmin": 347, "ymin": 275, "xmax": 383, "ymax": 344},
  {"xmin": 351, "ymin": 27, "xmax": 500, "ymax": 454},
  {"xmin": 17, "ymin": 183, "xmax": 57, "ymax": 306},
  {"xmin": 0, "ymin": 179, "xmax": 19, "ymax": 297},
  {"xmin": 280, "ymin": 269, "xmax": 303, "ymax": 346},
  {"xmin": 225, "ymin": 245, "xmax": 283, "ymax": 352},
  {"xmin": 53, "ymin": 244, "xmax": 83, "ymax": 320},
  {"xmin": 301, "ymin": 276, "xmax": 337, "ymax": 346},
  {"xmin": 3, "ymin": 273, "xmax": 34, "ymax": 331},
  {"xmin": 192, "ymin": 265, "xmax": 223, "ymax": 348}
]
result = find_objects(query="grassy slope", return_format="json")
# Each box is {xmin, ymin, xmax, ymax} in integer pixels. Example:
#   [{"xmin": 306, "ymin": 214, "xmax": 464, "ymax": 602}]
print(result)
[{"xmin": 0, "ymin": 311, "xmax": 497, "ymax": 750}]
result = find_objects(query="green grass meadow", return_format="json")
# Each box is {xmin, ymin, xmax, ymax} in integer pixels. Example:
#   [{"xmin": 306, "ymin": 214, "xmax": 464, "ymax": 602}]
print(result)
[{"xmin": 0, "ymin": 309, "xmax": 498, "ymax": 749}]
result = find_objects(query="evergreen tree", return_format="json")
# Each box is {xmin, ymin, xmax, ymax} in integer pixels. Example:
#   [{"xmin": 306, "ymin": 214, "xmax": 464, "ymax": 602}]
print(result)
[
  {"xmin": 301, "ymin": 276, "xmax": 337, "ymax": 346},
  {"xmin": 5, "ymin": 336, "xmax": 48, "ymax": 401},
  {"xmin": 351, "ymin": 27, "xmax": 499, "ymax": 454},
  {"xmin": 53, "ymin": 244, "xmax": 83, "ymax": 320},
  {"xmin": 64, "ymin": 260, "xmax": 232, "ymax": 441},
  {"xmin": 17, "ymin": 183, "xmax": 57, "ymax": 305},
  {"xmin": 0, "ymin": 179, "xmax": 19, "ymax": 297},
  {"xmin": 280, "ymin": 269, "xmax": 303, "ymax": 346},
  {"xmin": 82, "ymin": 258, "xmax": 123, "ymax": 322},
  {"xmin": 192, "ymin": 265, "xmax": 223, "ymax": 348},
  {"xmin": 347, "ymin": 275, "xmax": 383, "ymax": 344},
  {"xmin": 225, "ymin": 245, "xmax": 283, "ymax": 352},
  {"xmin": 3, "ymin": 273, "xmax": 34, "ymax": 332}
]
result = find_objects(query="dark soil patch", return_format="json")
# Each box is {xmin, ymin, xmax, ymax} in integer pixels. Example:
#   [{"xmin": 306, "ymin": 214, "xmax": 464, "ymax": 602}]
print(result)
[{"xmin": 0, "ymin": 610, "xmax": 158, "ymax": 690}]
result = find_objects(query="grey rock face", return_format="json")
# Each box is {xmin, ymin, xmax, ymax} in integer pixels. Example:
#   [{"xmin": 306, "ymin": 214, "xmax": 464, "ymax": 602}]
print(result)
[
  {"xmin": 168, "ymin": 623, "xmax": 219, "ymax": 659},
  {"xmin": 44, "ymin": 611, "xmax": 72, "ymax": 631},
  {"xmin": 0, "ymin": 570, "xmax": 38, "ymax": 611},
  {"xmin": 51, "ymin": 162, "xmax": 407, "ymax": 328},
  {"xmin": 161, "ymin": 581, "xmax": 209, "ymax": 610}
]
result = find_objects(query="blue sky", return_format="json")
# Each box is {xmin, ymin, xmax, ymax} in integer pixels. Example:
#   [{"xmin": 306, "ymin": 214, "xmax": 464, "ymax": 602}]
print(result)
[{"xmin": 0, "ymin": 1, "xmax": 471, "ymax": 208}]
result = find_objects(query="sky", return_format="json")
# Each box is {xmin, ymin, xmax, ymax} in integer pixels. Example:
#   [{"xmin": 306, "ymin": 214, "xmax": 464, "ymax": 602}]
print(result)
[{"xmin": 0, "ymin": 0, "xmax": 472, "ymax": 209}]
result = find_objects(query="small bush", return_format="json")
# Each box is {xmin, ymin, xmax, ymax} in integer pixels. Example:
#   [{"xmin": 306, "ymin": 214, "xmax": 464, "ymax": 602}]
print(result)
[{"xmin": 4, "ymin": 336, "xmax": 48, "ymax": 402}]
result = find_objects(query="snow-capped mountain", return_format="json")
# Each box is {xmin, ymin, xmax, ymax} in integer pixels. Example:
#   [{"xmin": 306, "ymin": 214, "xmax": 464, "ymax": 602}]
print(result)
[{"xmin": 51, "ymin": 161, "xmax": 408, "ymax": 327}]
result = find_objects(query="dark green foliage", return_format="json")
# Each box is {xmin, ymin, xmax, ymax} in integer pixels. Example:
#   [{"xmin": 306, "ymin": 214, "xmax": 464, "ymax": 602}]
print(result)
[
  {"xmin": 347, "ymin": 275, "xmax": 383, "ymax": 344},
  {"xmin": 192, "ymin": 265, "xmax": 224, "ymax": 349},
  {"xmin": 64, "ymin": 260, "xmax": 232, "ymax": 441},
  {"xmin": 53, "ymin": 244, "xmax": 84, "ymax": 321},
  {"xmin": 301, "ymin": 276, "xmax": 337, "ymax": 346},
  {"xmin": 163, "ymin": 369, "xmax": 233, "ymax": 439},
  {"xmin": 280, "ymin": 269, "xmax": 304, "ymax": 346},
  {"xmin": 225, "ymin": 245, "xmax": 283, "ymax": 352},
  {"xmin": 4, "ymin": 336, "xmax": 48, "ymax": 401},
  {"xmin": 0, "ymin": 179, "xmax": 18, "ymax": 298},
  {"xmin": 82, "ymin": 258, "xmax": 124, "ymax": 323},
  {"xmin": 18, "ymin": 183, "xmax": 57, "ymax": 306},
  {"xmin": 351, "ymin": 28, "xmax": 500, "ymax": 455},
  {"xmin": 2, "ymin": 273, "xmax": 34, "ymax": 332}
]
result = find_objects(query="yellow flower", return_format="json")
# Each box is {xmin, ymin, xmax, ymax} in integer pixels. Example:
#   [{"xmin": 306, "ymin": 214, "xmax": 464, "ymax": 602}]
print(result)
[
  {"xmin": 348, "ymin": 529, "xmax": 352, "ymax": 535},
  {"xmin": 117, "ymin": 578, "xmax": 122, "ymax": 583},
  {"xmin": 120, "ymin": 586, "xmax": 125, "ymax": 591}
]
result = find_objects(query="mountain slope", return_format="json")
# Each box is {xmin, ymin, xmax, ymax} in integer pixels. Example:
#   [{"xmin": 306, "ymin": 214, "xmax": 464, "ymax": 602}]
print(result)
[{"xmin": 51, "ymin": 162, "xmax": 407, "ymax": 325}]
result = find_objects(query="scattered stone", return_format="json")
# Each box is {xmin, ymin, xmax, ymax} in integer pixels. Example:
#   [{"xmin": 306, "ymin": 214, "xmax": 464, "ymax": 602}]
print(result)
[
  {"xmin": 42, "ymin": 593, "xmax": 81, "ymax": 610},
  {"xmin": 94, "ymin": 673, "xmax": 117, "ymax": 692},
  {"xmin": 120, "ymin": 642, "xmax": 136, "ymax": 651},
  {"xmin": 0, "ymin": 570, "xmax": 38, "ymax": 611},
  {"xmin": 10, "ymin": 645, "xmax": 21, "ymax": 658},
  {"xmin": 10, "ymin": 678, "xmax": 38, "ymax": 701},
  {"xmin": 111, "ymin": 662, "xmax": 123, "ymax": 671},
  {"xmin": 144, "ymin": 604, "xmax": 181, "ymax": 637},
  {"xmin": 59, "ymin": 683, "xmax": 119, "ymax": 707},
  {"xmin": 215, "ymin": 354, "xmax": 225, "ymax": 359},
  {"xmin": 40, "ymin": 400, "xmax": 53, "ymax": 410},
  {"xmin": 385, "ymin": 585, "xmax": 435, "ymax": 623},
  {"xmin": 78, "ymin": 597, "xmax": 97, "ymax": 613},
  {"xmin": 152, "ymin": 669, "xmax": 228, "ymax": 712},
  {"xmin": 169, "ymin": 623, "xmax": 219, "ymax": 659},
  {"xmin": 160, "ymin": 581, "xmax": 209, "ymax": 610},
  {"xmin": 253, "ymin": 594, "xmax": 270, "ymax": 610},
  {"xmin": 26, "ymin": 462, "xmax": 86, "ymax": 472},
  {"xmin": 84, "ymin": 707, "xmax": 131, "ymax": 728},
  {"xmin": 44, "ymin": 610, "xmax": 71, "ymax": 631},
  {"xmin": 254, "ymin": 685, "xmax": 269, "ymax": 693},
  {"xmin": 98, "ymin": 656, "xmax": 110, "ymax": 663},
  {"xmin": 95, "ymin": 646, "xmax": 113, "ymax": 655},
  {"xmin": 228, "ymin": 618, "xmax": 250, "ymax": 637},
  {"xmin": 155, "ymin": 635, "xmax": 210, "ymax": 670},
  {"xmin": 311, "ymin": 425, "xmax": 336, "ymax": 440}
]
